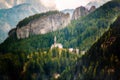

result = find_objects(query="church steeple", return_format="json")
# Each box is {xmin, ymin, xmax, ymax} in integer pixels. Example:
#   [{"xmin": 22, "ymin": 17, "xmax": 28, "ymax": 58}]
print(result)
[
  {"xmin": 54, "ymin": 36, "xmax": 56, "ymax": 44},
  {"xmin": 51, "ymin": 36, "xmax": 63, "ymax": 49}
]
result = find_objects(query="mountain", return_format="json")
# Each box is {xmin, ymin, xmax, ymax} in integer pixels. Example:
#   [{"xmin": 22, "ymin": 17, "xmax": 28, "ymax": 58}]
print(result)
[
  {"xmin": 0, "ymin": 0, "xmax": 120, "ymax": 80},
  {"xmin": 72, "ymin": 6, "xmax": 89, "ymax": 20},
  {"xmin": 72, "ymin": 6, "xmax": 96, "ymax": 20},
  {"xmin": 0, "ymin": 0, "xmax": 120, "ymax": 53},
  {"xmin": 60, "ymin": 14, "xmax": 120, "ymax": 80},
  {"xmin": 0, "ymin": 1, "xmax": 56, "ymax": 43},
  {"xmin": 11, "ymin": 11, "xmax": 70, "ymax": 39}
]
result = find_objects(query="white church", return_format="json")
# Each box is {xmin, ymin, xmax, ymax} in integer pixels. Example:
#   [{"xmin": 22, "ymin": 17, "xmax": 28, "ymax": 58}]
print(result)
[
  {"xmin": 50, "ymin": 36, "xmax": 85, "ymax": 55},
  {"xmin": 51, "ymin": 36, "xmax": 63, "ymax": 49}
]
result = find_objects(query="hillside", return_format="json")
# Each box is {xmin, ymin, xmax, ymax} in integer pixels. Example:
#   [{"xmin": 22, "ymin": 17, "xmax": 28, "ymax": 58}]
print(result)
[
  {"xmin": 55, "ymin": 0, "xmax": 120, "ymax": 50},
  {"xmin": 0, "ymin": 0, "xmax": 120, "ymax": 53},
  {"xmin": 60, "ymin": 13, "xmax": 120, "ymax": 80},
  {"xmin": 0, "ymin": 48, "xmax": 80, "ymax": 80}
]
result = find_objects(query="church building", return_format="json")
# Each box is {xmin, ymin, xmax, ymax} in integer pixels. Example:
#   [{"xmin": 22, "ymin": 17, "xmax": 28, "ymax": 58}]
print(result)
[{"xmin": 51, "ymin": 36, "xmax": 63, "ymax": 49}]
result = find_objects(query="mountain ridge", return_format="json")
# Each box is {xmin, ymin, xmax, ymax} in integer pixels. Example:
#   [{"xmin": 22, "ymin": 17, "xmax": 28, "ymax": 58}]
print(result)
[{"xmin": 72, "ymin": 6, "xmax": 96, "ymax": 20}]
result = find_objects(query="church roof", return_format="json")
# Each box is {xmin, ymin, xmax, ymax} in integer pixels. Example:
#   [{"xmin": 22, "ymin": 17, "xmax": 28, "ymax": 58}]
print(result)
[
  {"xmin": 51, "ymin": 36, "xmax": 63, "ymax": 49},
  {"xmin": 51, "ymin": 43, "xmax": 63, "ymax": 49}
]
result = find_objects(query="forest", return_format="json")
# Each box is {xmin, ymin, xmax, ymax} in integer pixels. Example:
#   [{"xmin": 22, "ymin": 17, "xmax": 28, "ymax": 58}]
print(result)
[{"xmin": 0, "ymin": 48, "xmax": 81, "ymax": 80}]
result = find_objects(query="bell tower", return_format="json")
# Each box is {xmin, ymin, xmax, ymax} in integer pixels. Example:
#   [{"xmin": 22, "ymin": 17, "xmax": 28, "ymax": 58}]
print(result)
[{"xmin": 54, "ymin": 36, "xmax": 56, "ymax": 44}]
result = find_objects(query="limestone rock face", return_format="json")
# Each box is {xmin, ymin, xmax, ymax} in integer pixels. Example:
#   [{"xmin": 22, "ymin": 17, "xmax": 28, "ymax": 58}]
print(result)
[
  {"xmin": 72, "ymin": 6, "xmax": 89, "ymax": 20},
  {"xmin": 16, "ymin": 12, "xmax": 70, "ymax": 39},
  {"xmin": 72, "ymin": 6, "xmax": 96, "ymax": 20},
  {"xmin": 0, "ymin": 0, "xmax": 57, "ymax": 43}
]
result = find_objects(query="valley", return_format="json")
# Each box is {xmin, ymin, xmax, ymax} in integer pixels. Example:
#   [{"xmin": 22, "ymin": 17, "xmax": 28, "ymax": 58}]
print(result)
[{"xmin": 0, "ymin": 0, "xmax": 120, "ymax": 80}]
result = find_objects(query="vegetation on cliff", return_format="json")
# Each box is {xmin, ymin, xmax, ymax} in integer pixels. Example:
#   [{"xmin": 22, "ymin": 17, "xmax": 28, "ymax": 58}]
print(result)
[{"xmin": 17, "ymin": 11, "xmax": 59, "ymax": 28}]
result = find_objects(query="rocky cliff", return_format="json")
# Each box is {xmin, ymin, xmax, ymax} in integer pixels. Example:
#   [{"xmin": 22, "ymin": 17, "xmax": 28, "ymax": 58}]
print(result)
[
  {"xmin": 72, "ymin": 6, "xmax": 89, "ymax": 20},
  {"xmin": 72, "ymin": 6, "xmax": 96, "ymax": 20},
  {"xmin": 0, "ymin": 1, "xmax": 56, "ymax": 43},
  {"xmin": 15, "ymin": 11, "xmax": 70, "ymax": 39},
  {"xmin": 0, "ymin": 4, "xmax": 40, "ymax": 43}
]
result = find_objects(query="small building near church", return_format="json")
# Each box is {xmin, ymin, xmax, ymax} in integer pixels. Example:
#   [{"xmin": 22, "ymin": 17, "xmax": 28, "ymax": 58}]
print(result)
[{"xmin": 68, "ymin": 48, "xmax": 79, "ymax": 54}]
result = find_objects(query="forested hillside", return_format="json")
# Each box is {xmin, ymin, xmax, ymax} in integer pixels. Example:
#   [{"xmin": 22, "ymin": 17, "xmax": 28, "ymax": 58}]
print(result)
[
  {"xmin": 59, "ymin": 14, "xmax": 120, "ymax": 80},
  {"xmin": 0, "ymin": 48, "xmax": 80, "ymax": 80}
]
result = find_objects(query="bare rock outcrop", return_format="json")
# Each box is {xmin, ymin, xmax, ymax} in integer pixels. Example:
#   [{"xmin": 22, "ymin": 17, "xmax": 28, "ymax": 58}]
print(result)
[
  {"xmin": 16, "ymin": 12, "xmax": 70, "ymax": 39},
  {"xmin": 72, "ymin": 6, "xmax": 96, "ymax": 20},
  {"xmin": 72, "ymin": 6, "xmax": 89, "ymax": 20}
]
